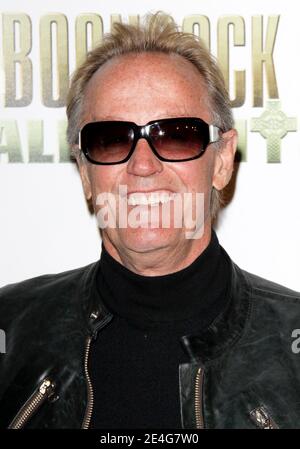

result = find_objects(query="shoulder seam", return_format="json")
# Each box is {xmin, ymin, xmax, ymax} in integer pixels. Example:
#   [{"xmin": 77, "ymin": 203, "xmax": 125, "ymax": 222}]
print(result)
[{"xmin": 251, "ymin": 284, "xmax": 300, "ymax": 301}]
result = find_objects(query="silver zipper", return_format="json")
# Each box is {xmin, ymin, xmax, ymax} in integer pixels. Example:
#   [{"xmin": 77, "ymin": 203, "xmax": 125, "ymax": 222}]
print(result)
[
  {"xmin": 194, "ymin": 367, "xmax": 204, "ymax": 429},
  {"xmin": 249, "ymin": 406, "xmax": 279, "ymax": 429},
  {"xmin": 8, "ymin": 378, "xmax": 56, "ymax": 429},
  {"xmin": 81, "ymin": 309, "xmax": 112, "ymax": 429},
  {"xmin": 8, "ymin": 311, "xmax": 99, "ymax": 429},
  {"xmin": 81, "ymin": 335, "xmax": 94, "ymax": 429}
]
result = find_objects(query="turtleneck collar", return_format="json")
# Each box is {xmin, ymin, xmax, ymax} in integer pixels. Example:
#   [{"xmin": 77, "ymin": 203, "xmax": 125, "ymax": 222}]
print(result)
[{"xmin": 95, "ymin": 229, "xmax": 230, "ymax": 331}]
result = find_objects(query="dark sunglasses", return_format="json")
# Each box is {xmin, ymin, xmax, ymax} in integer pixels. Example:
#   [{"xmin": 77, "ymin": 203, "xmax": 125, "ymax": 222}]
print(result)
[{"xmin": 78, "ymin": 117, "xmax": 222, "ymax": 165}]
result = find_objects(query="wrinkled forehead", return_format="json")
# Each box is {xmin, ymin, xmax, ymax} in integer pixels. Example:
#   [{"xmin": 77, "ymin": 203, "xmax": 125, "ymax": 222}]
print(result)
[{"xmin": 81, "ymin": 52, "xmax": 212, "ymax": 125}]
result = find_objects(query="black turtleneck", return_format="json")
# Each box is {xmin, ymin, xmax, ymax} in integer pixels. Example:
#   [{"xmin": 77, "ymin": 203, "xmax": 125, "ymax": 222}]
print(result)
[{"xmin": 89, "ymin": 229, "xmax": 231, "ymax": 428}]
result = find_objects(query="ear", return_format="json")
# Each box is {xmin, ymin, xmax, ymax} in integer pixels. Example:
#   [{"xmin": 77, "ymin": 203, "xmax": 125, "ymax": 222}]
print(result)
[
  {"xmin": 74, "ymin": 149, "xmax": 92, "ymax": 201},
  {"xmin": 212, "ymin": 129, "xmax": 237, "ymax": 191}
]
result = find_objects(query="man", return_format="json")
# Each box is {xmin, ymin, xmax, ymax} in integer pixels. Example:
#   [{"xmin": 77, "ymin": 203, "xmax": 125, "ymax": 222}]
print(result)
[{"xmin": 0, "ymin": 12, "xmax": 300, "ymax": 429}]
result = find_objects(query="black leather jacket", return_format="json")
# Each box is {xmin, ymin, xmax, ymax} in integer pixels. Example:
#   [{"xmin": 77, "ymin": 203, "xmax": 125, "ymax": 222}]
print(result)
[{"xmin": 0, "ymin": 252, "xmax": 300, "ymax": 429}]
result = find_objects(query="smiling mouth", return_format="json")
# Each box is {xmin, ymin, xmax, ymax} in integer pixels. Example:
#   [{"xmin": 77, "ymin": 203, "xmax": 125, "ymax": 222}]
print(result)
[{"xmin": 126, "ymin": 191, "xmax": 179, "ymax": 206}]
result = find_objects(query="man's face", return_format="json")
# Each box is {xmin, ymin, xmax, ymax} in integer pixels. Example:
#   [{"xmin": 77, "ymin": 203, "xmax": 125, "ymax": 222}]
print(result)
[{"xmin": 77, "ymin": 52, "xmax": 236, "ymax": 263}]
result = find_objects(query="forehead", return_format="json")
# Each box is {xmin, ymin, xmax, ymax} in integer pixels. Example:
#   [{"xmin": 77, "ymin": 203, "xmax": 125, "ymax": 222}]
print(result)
[{"xmin": 82, "ymin": 52, "xmax": 211, "ymax": 124}]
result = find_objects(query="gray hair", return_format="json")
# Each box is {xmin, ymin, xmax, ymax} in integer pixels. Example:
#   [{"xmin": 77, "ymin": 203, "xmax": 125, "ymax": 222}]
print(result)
[{"xmin": 66, "ymin": 12, "xmax": 234, "ymax": 219}]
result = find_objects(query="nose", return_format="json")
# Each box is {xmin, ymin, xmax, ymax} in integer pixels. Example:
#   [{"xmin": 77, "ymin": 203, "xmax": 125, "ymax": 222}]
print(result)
[{"xmin": 126, "ymin": 138, "xmax": 164, "ymax": 177}]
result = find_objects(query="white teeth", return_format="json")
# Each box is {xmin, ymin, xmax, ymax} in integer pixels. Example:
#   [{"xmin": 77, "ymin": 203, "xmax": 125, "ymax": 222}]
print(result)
[
  {"xmin": 127, "ymin": 192, "xmax": 176, "ymax": 206},
  {"xmin": 160, "ymin": 193, "xmax": 171, "ymax": 204}
]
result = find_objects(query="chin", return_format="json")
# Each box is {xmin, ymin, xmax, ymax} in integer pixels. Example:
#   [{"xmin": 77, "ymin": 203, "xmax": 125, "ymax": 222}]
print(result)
[{"xmin": 118, "ymin": 227, "xmax": 179, "ymax": 253}]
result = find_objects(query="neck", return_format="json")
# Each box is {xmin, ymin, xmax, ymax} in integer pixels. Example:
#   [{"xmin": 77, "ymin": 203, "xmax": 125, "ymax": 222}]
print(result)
[
  {"xmin": 96, "ymin": 227, "xmax": 230, "ymax": 330},
  {"xmin": 101, "ymin": 223, "xmax": 212, "ymax": 276}
]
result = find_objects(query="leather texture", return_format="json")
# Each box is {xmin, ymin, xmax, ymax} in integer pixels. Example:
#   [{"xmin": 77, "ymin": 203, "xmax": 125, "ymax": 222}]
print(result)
[{"xmin": 0, "ymin": 248, "xmax": 300, "ymax": 429}]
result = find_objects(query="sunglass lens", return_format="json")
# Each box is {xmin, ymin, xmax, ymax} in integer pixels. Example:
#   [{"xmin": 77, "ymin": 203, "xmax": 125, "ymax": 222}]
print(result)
[
  {"xmin": 81, "ymin": 122, "xmax": 134, "ymax": 163},
  {"xmin": 149, "ymin": 119, "xmax": 209, "ymax": 161}
]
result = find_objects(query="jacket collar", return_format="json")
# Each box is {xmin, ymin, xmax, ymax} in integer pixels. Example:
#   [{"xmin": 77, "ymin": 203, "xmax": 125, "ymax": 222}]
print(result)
[
  {"xmin": 78, "ymin": 259, "xmax": 113, "ymax": 338},
  {"xmin": 180, "ymin": 251, "xmax": 252, "ymax": 363}
]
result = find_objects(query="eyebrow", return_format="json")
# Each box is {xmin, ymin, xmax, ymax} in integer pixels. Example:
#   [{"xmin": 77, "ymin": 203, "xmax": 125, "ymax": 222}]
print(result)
[{"xmin": 90, "ymin": 112, "xmax": 197, "ymax": 122}]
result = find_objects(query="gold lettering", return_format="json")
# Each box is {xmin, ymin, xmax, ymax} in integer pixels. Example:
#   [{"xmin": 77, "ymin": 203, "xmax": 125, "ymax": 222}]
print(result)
[
  {"xmin": 252, "ymin": 15, "xmax": 280, "ymax": 107},
  {"xmin": 0, "ymin": 120, "xmax": 22, "ymax": 162},
  {"xmin": 40, "ymin": 14, "xmax": 69, "ymax": 107},
  {"xmin": 58, "ymin": 120, "xmax": 70, "ymax": 162},
  {"xmin": 28, "ymin": 120, "xmax": 53, "ymax": 162},
  {"xmin": 75, "ymin": 14, "xmax": 103, "ymax": 67},
  {"xmin": 182, "ymin": 15, "xmax": 210, "ymax": 49},
  {"xmin": 235, "ymin": 119, "xmax": 247, "ymax": 162},
  {"xmin": 217, "ymin": 16, "xmax": 245, "ymax": 108},
  {"xmin": 2, "ymin": 13, "xmax": 32, "ymax": 107}
]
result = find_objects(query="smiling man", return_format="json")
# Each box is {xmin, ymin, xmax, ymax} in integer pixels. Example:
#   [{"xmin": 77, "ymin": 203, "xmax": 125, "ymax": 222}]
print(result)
[
  {"xmin": 74, "ymin": 49, "xmax": 236, "ymax": 272},
  {"xmin": 1, "ymin": 12, "xmax": 300, "ymax": 429}
]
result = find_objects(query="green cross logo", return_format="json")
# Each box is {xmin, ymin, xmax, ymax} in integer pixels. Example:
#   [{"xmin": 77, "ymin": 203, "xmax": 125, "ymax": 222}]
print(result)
[{"xmin": 251, "ymin": 100, "xmax": 297, "ymax": 163}]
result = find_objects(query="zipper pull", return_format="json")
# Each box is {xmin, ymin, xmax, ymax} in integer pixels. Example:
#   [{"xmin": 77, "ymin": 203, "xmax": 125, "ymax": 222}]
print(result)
[
  {"xmin": 8, "ymin": 377, "xmax": 57, "ymax": 429},
  {"xmin": 39, "ymin": 378, "xmax": 58, "ymax": 402},
  {"xmin": 89, "ymin": 309, "xmax": 113, "ymax": 339},
  {"xmin": 249, "ymin": 406, "xmax": 279, "ymax": 429}
]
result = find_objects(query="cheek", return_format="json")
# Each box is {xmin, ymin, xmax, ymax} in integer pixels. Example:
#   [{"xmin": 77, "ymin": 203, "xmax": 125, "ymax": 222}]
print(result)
[
  {"xmin": 88, "ymin": 166, "xmax": 119, "ymax": 195},
  {"xmin": 171, "ymin": 157, "xmax": 214, "ymax": 193}
]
